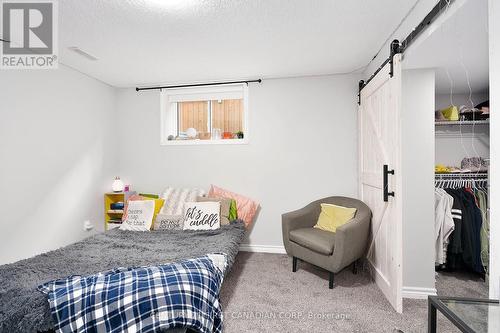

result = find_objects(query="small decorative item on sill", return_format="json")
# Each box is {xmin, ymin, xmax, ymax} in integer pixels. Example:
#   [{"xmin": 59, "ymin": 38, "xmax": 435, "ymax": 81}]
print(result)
[
  {"xmin": 212, "ymin": 128, "xmax": 221, "ymax": 140},
  {"xmin": 186, "ymin": 127, "xmax": 198, "ymax": 139},
  {"xmin": 112, "ymin": 176, "xmax": 124, "ymax": 192},
  {"xmin": 222, "ymin": 132, "xmax": 233, "ymax": 139},
  {"xmin": 199, "ymin": 132, "xmax": 211, "ymax": 140},
  {"xmin": 236, "ymin": 131, "xmax": 244, "ymax": 139}
]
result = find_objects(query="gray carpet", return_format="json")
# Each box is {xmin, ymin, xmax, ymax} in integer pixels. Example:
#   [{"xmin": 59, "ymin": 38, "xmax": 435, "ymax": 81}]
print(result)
[{"xmin": 220, "ymin": 252, "xmax": 488, "ymax": 333}]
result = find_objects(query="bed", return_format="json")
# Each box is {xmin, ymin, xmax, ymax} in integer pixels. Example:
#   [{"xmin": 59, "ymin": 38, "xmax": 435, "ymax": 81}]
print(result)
[{"xmin": 0, "ymin": 221, "xmax": 246, "ymax": 333}]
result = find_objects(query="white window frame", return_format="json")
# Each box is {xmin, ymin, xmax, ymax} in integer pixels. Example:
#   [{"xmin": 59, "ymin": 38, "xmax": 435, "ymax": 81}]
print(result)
[{"xmin": 160, "ymin": 84, "xmax": 249, "ymax": 146}]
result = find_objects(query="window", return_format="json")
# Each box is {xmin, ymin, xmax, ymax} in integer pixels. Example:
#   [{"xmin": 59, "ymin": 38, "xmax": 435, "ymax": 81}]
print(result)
[{"xmin": 161, "ymin": 84, "xmax": 248, "ymax": 145}]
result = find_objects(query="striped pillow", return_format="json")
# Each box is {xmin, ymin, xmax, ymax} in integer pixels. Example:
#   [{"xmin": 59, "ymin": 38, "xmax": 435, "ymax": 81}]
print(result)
[{"xmin": 159, "ymin": 187, "xmax": 206, "ymax": 215}]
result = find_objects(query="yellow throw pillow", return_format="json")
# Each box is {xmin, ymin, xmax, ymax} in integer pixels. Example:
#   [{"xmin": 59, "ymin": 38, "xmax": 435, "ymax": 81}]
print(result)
[
  {"xmin": 147, "ymin": 197, "xmax": 165, "ymax": 223},
  {"xmin": 314, "ymin": 203, "xmax": 357, "ymax": 233}
]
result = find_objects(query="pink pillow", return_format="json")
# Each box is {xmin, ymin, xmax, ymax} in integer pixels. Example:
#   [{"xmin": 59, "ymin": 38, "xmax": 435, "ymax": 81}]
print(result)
[
  {"xmin": 208, "ymin": 185, "xmax": 259, "ymax": 228},
  {"xmin": 121, "ymin": 194, "xmax": 144, "ymax": 221}
]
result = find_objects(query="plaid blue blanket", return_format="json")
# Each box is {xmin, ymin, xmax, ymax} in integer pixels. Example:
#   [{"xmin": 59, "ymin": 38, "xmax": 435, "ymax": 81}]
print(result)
[{"xmin": 38, "ymin": 254, "xmax": 227, "ymax": 333}]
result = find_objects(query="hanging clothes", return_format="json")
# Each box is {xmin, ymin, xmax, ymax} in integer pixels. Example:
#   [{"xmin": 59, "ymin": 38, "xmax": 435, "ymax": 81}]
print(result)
[
  {"xmin": 434, "ymin": 188, "xmax": 455, "ymax": 265},
  {"xmin": 475, "ymin": 189, "xmax": 489, "ymax": 270},
  {"xmin": 435, "ymin": 174, "xmax": 489, "ymax": 275},
  {"xmin": 463, "ymin": 189, "xmax": 483, "ymax": 273},
  {"xmin": 440, "ymin": 187, "xmax": 484, "ymax": 274},
  {"xmin": 443, "ymin": 188, "xmax": 464, "ymax": 270}
]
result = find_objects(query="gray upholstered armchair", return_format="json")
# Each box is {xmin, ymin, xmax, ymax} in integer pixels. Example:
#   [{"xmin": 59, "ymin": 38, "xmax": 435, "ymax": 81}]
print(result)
[{"xmin": 282, "ymin": 196, "xmax": 371, "ymax": 289}]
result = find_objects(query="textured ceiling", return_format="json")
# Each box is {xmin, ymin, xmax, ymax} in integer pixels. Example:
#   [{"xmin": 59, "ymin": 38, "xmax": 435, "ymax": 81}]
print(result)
[
  {"xmin": 58, "ymin": 0, "xmax": 420, "ymax": 87},
  {"xmin": 403, "ymin": 0, "xmax": 489, "ymax": 94}
]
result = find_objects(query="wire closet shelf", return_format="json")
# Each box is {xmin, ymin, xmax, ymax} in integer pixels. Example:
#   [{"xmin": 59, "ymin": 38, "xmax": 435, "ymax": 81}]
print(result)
[
  {"xmin": 435, "ymin": 173, "xmax": 489, "ymax": 188},
  {"xmin": 435, "ymin": 120, "xmax": 489, "ymax": 126},
  {"xmin": 435, "ymin": 173, "xmax": 488, "ymax": 178}
]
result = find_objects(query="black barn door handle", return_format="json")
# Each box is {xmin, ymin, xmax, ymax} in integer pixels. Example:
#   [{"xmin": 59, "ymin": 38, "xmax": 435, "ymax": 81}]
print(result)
[{"xmin": 383, "ymin": 164, "xmax": 395, "ymax": 202}]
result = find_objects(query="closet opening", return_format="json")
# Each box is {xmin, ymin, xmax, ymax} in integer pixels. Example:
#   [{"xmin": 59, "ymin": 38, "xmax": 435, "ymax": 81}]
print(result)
[{"xmin": 401, "ymin": 0, "xmax": 490, "ymax": 302}]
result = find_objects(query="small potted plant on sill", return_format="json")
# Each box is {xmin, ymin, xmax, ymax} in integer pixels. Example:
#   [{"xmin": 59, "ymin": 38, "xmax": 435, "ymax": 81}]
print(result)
[{"xmin": 236, "ymin": 131, "xmax": 244, "ymax": 139}]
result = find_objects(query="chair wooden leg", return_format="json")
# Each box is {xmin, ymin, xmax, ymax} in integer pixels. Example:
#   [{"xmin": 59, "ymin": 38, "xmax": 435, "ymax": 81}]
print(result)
[
  {"xmin": 352, "ymin": 259, "xmax": 358, "ymax": 275},
  {"xmin": 329, "ymin": 272, "xmax": 334, "ymax": 289},
  {"xmin": 292, "ymin": 256, "xmax": 297, "ymax": 272}
]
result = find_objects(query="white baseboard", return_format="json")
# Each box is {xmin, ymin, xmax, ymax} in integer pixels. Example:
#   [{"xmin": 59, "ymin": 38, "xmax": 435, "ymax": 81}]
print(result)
[
  {"xmin": 239, "ymin": 244, "xmax": 287, "ymax": 254},
  {"xmin": 402, "ymin": 286, "xmax": 437, "ymax": 299}
]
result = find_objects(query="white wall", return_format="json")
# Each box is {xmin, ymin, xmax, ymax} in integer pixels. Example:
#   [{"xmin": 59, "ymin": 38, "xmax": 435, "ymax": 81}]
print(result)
[
  {"xmin": 0, "ymin": 66, "xmax": 116, "ymax": 265},
  {"xmin": 489, "ymin": 0, "xmax": 500, "ymax": 300},
  {"xmin": 116, "ymin": 75, "xmax": 360, "ymax": 248},
  {"xmin": 435, "ymin": 92, "xmax": 489, "ymax": 110},
  {"xmin": 401, "ymin": 69, "xmax": 436, "ymax": 296}
]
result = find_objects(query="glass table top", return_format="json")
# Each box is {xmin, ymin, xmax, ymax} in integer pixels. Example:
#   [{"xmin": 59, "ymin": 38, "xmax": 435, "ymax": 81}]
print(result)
[{"xmin": 440, "ymin": 299, "xmax": 500, "ymax": 333}]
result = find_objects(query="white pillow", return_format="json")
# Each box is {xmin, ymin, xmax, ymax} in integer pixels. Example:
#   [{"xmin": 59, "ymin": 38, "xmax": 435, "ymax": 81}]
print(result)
[
  {"xmin": 160, "ymin": 187, "xmax": 206, "ymax": 215},
  {"xmin": 183, "ymin": 201, "xmax": 220, "ymax": 231},
  {"xmin": 120, "ymin": 200, "xmax": 155, "ymax": 231}
]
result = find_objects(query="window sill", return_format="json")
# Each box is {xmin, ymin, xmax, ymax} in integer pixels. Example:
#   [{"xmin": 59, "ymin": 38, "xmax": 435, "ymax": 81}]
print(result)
[{"xmin": 160, "ymin": 138, "xmax": 249, "ymax": 146}]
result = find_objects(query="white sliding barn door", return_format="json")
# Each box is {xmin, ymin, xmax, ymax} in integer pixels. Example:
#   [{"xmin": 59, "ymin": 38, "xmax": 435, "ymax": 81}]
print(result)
[{"xmin": 358, "ymin": 54, "xmax": 403, "ymax": 313}]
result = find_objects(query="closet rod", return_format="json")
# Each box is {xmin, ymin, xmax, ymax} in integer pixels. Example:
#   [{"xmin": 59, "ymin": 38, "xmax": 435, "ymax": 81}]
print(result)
[
  {"xmin": 136, "ymin": 79, "xmax": 262, "ymax": 92},
  {"xmin": 435, "ymin": 173, "xmax": 488, "ymax": 178},
  {"xmin": 359, "ymin": 0, "xmax": 455, "ymax": 94}
]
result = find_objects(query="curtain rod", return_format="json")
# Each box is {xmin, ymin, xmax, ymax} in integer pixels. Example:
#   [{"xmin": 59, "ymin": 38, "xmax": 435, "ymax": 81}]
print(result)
[{"xmin": 136, "ymin": 79, "xmax": 262, "ymax": 92}]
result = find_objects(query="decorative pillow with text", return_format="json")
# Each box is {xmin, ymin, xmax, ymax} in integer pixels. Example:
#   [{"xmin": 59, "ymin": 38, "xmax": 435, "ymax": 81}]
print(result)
[
  {"xmin": 183, "ymin": 201, "xmax": 220, "ymax": 231},
  {"xmin": 122, "ymin": 194, "xmax": 164, "ymax": 224},
  {"xmin": 196, "ymin": 196, "xmax": 231, "ymax": 225},
  {"xmin": 153, "ymin": 214, "xmax": 184, "ymax": 231},
  {"xmin": 120, "ymin": 200, "xmax": 155, "ymax": 231}
]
